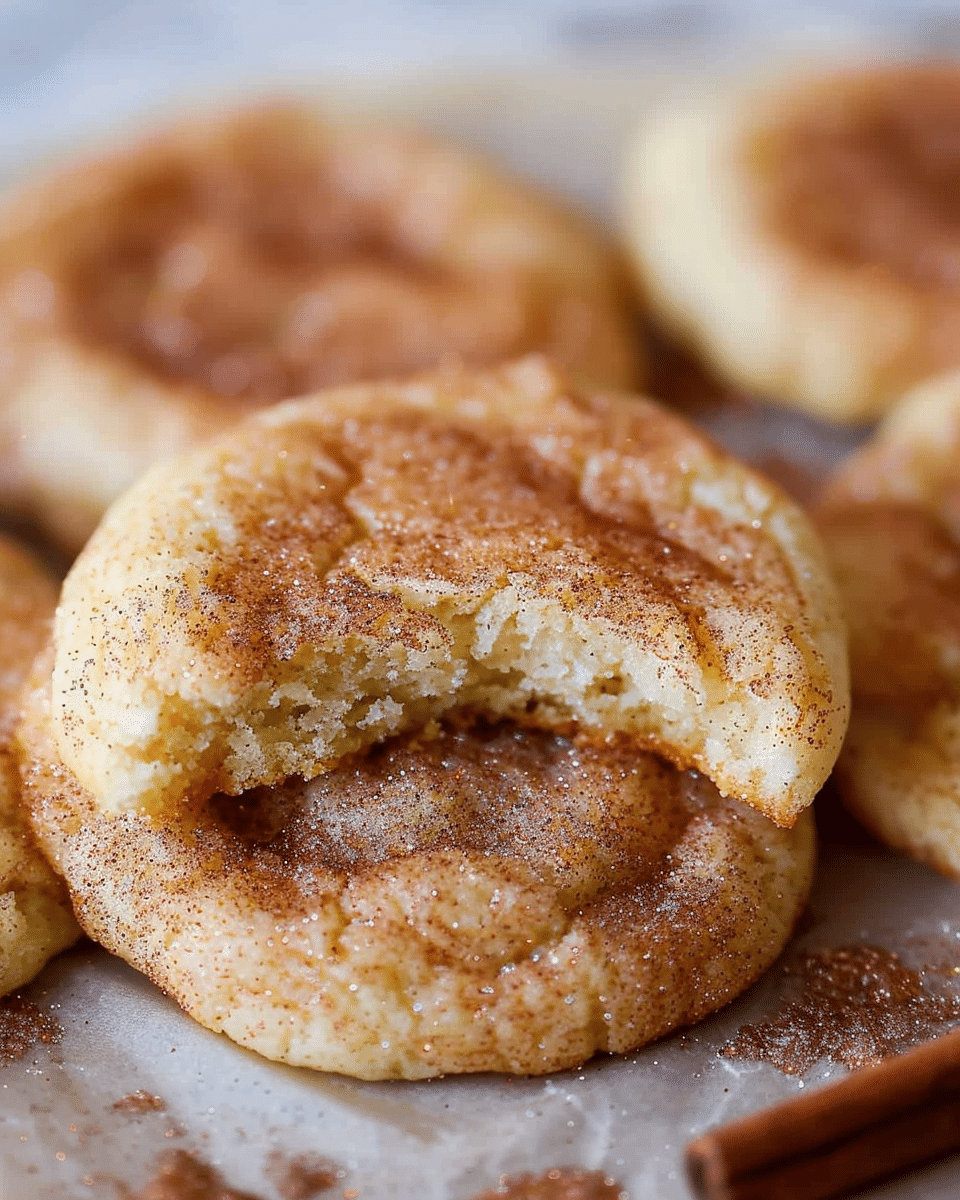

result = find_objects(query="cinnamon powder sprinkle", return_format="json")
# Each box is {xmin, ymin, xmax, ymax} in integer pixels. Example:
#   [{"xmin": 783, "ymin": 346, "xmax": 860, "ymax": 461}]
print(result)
[
  {"xmin": 0, "ymin": 992, "xmax": 62, "ymax": 1063},
  {"xmin": 469, "ymin": 1167, "xmax": 627, "ymax": 1200},
  {"xmin": 123, "ymin": 1150, "xmax": 263, "ymax": 1200},
  {"xmin": 722, "ymin": 944, "xmax": 960, "ymax": 1074},
  {"xmin": 265, "ymin": 1151, "xmax": 342, "ymax": 1199}
]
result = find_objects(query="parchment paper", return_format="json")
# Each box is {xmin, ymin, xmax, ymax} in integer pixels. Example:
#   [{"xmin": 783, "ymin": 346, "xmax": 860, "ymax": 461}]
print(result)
[{"xmin": 3, "ymin": 64, "xmax": 960, "ymax": 1200}]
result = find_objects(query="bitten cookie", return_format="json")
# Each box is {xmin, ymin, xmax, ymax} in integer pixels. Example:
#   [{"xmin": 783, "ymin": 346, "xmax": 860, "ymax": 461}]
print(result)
[
  {"xmin": 623, "ymin": 62, "xmax": 960, "ymax": 423},
  {"xmin": 51, "ymin": 358, "xmax": 849, "ymax": 828},
  {"xmin": 820, "ymin": 369, "xmax": 960, "ymax": 877},
  {"xmin": 0, "ymin": 101, "xmax": 641, "ymax": 552},
  {"xmin": 0, "ymin": 536, "xmax": 79, "ymax": 994}
]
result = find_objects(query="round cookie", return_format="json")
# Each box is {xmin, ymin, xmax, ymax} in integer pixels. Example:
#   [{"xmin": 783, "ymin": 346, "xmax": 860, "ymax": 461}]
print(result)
[
  {"xmin": 0, "ymin": 536, "xmax": 79, "ymax": 994},
  {"xmin": 819, "ymin": 369, "xmax": 960, "ymax": 877},
  {"xmin": 21, "ymin": 653, "xmax": 817, "ymax": 1079},
  {"xmin": 623, "ymin": 62, "xmax": 960, "ymax": 424},
  {"xmin": 0, "ymin": 101, "xmax": 642, "ymax": 553},
  {"xmin": 51, "ymin": 358, "xmax": 849, "ymax": 828}
]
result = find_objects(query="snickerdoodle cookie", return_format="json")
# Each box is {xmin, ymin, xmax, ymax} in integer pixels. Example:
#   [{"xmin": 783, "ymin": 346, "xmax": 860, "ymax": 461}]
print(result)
[
  {"xmin": 0, "ymin": 102, "xmax": 641, "ymax": 552},
  {"xmin": 25, "ymin": 358, "xmax": 846, "ymax": 1076},
  {"xmin": 623, "ymin": 62, "xmax": 960, "ymax": 423}
]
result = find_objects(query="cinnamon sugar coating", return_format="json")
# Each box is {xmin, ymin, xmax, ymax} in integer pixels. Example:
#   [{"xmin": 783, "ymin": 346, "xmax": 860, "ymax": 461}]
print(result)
[
  {"xmin": 0, "ymin": 102, "xmax": 641, "ymax": 553},
  {"xmin": 623, "ymin": 62, "xmax": 960, "ymax": 422},
  {"xmin": 0, "ymin": 536, "xmax": 79, "ymax": 994},
  {"xmin": 22, "ymin": 650, "xmax": 816, "ymax": 1079},
  {"xmin": 819, "ymin": 369, "xmax": 960, "ymax": 876},
  {"xmin": 52, "ymin": 360, "xmax": 848, "ymax": 826},
  {"xmin": 722, "ymin": 945, "xmax": 960, "ymax": 1074}
]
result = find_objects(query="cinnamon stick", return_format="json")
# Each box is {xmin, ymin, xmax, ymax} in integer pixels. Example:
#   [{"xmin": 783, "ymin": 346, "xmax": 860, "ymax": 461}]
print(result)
[{"xmin": 686, "ymin": 1024, "xmax": 960, "ymax": 1200}]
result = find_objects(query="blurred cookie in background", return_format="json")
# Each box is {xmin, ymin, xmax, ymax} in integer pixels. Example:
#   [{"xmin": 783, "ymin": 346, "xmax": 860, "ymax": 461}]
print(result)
[
  {"xmin": 623, "ymin": 62, "xmax": 960, "ymax": 425},
  {"xmin": 0, "ymin": 100, "xmax": 642, "ymax": 554}
]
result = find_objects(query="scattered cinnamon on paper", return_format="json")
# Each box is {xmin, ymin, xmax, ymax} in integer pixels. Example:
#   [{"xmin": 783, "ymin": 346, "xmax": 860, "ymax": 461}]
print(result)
[
  {"xmin": 0, "ymin": 992, "xmax": 62, "ymax": 1063},
  {"xmin": 123, "ymin": 1150, "xmax": 263, "ymax": 1200},
  {"xmin": 111, "ymin": 1091, "xmax": 167, "ymax": 1115},
  {"xmin": 722, "ymin": 944, "xmax": 960, "ymax": 1074}
]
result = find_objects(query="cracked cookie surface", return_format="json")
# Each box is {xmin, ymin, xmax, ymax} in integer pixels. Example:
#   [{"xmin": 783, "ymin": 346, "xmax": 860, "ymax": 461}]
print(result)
[{"xmin": 52, "ymin": 358, "xmax": 848, "ymax": 826}]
